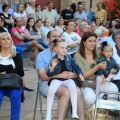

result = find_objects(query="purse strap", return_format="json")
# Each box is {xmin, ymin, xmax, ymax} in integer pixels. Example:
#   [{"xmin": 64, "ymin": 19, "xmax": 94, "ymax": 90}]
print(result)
[{"xmin": 0, "ymin": 73, "xmax": 14, "ymax": 79}]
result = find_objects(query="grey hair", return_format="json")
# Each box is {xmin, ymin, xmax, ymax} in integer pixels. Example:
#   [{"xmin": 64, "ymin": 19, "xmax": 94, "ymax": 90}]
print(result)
[{"xmin": 112, "ymin": 30, "xmax": 120, "ymax": 41}]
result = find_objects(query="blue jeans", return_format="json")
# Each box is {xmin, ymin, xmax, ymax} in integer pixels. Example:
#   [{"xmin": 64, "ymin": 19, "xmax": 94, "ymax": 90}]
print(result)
[
  {"xmin": 0, "ymin": 88, "xmax": 22, "ymax": 120},
  {"xmin": 16, "ymin": 46, "xmax": 24, "ymax": 62}
]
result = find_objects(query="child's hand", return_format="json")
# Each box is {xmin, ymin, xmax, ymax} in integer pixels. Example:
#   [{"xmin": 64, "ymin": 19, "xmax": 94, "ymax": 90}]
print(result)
[
  {"xmin": 79, "ymin": 74, "xmax": 85, "ymax": 82},
  {"xmin": 110, "ymin": 68, "xmax": 116, "ymax": 74},
  {"xmin": 52, "ymin": 58, "xmax": 58, "ymax": 67}
]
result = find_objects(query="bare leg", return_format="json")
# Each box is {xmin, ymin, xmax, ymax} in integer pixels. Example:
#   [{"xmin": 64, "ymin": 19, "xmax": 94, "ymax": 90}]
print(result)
[
  {"xmin": 77, "ymin": 87, "xmax": 85, "ymax": 120},
  {"xmin": 56, "ymin": 86, "xmax": 70, "ymax": 120},
  {"xmin": 29, "ymin": 40, "xmax": 45, "ymax": 50}
]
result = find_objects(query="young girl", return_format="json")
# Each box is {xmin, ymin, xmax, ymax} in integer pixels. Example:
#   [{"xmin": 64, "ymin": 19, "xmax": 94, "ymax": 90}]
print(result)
[
  {"xmin": 74, "ymin": 18, "xmax": 81, "ymax": 36},
  {"xmin": 96, "ymin": 41, "xmax": 119, "ymax": 98},
  {"xmin": 46, "ymin": 39, "xmax": 84, "ymax": 120}
]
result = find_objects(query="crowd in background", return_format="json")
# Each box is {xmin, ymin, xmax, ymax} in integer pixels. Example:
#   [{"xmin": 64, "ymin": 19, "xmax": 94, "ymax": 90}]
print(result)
[{"xmin": 0, "ymin": 0, "xmax": 120, "ymax": 120}]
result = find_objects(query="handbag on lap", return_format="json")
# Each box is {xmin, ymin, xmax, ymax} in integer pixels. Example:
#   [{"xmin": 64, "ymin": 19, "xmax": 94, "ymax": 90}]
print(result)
[{"xmin": 0, "ymin": 73, "xmax": 22, "ymax": 89}]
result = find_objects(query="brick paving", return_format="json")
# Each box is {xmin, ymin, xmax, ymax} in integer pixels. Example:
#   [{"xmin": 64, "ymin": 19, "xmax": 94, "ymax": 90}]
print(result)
[{"xmin": 0, "ymin": 58, "xmax": 119, "ymax": 120}]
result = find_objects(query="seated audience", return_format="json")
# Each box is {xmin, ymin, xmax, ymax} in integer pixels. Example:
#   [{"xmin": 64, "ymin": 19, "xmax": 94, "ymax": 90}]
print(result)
[
  {"xmin": 0, "ymin": 32, "xmax": 24, "ymax": 120},
  {"xmin": 41, "ymin": 18, "xmax": 53, "ymax": 47},
  {"xmin": 36, "ymin": 29, "xmax": 85, "ymax": 120},
  {"xmin": 61, "ymin": 20, "xmax": 81, "ymax": 57},
  {"xmin": 55, "ymin": 18, "xmax": 65, "ymax": 35}
]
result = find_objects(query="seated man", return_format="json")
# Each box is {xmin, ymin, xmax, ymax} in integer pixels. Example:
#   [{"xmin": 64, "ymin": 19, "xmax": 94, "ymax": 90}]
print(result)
[
  {"xmin": 11, "ymin": 18, "xmax": 45, "ymax": 64},
  {"xmin": 36, "ymin": 29, "xmax": 85, "ymax": 120}
]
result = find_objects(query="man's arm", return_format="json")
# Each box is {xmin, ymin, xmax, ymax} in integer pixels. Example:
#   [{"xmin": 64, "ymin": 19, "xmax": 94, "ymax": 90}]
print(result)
[
  {"xmin": 38, "ymin": 68, "xmax": 78, "ymax": 81},
  {"xmin": 13, "ymin": 32, "xmax": 25, "ymax": 40}
]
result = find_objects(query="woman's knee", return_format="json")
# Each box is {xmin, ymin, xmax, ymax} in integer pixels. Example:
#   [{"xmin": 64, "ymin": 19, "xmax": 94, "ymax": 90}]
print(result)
[
  {"xmin": 96, "ymin": 75, "xmax": 102, "ymax": 83},
  {"xmin": 82, "ymin": 87, "xmax": 96, "ymax": 108}
]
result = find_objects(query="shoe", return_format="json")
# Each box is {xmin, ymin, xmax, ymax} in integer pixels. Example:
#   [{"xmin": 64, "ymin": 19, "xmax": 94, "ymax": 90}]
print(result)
[
  {"xmin": 23, "ymin": 87, "xmax": 34, "ymax": 91},
  {"xmin": 72, "ymin": 114, "xmax": 79, "ymax": 120},
  {"xmin": 23, "ymin": 67, "xmax": 28, "ymax": 71}
]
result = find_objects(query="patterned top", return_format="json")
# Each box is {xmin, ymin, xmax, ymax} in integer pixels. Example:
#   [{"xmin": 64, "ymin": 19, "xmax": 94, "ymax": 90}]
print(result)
[{"xmin": 94, "ymin": 9, "xmax": 107, "ymax": 22}]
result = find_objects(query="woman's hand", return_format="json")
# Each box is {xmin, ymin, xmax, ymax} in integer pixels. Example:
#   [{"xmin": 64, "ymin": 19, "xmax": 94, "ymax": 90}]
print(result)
[
  {"xmin": 51, "ymin": 58, "xmax": 58, "ymax": 67},
  {"xmin": 110, "ymin": 68, "xmax": 116, "ymax": 74},
  {"xmin": 79, "ymin": 74, "xmax": 85, "ymax": 82},
  {"xmin": 97, "ymin": 62, "xmax": 107, "ymax": 69}
]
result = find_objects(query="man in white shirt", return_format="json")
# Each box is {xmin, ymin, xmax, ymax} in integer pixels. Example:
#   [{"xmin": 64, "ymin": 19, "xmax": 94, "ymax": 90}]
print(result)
[
  {"xmin": 42, "ymin": 1, "xmax": 59, "ymax": 26},
  {"xmin": 26, "ymin": 0, "xmax": 35, "ymax": 18}
]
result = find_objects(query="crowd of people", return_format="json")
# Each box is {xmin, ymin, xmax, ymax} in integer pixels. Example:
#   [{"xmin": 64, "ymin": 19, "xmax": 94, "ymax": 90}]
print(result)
[{"xmin": 0, "ymin": 0, "xmax": 120, "ymax": 120}]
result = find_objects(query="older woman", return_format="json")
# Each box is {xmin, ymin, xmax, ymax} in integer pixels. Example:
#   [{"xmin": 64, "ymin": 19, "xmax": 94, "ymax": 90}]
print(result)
[
  {"xmin": 61, "ymin": 20, "xmax": 81, "ymax": 57},
  {"xmin": 74, "ymin": 32, "xmax": 118, "ymax": 108},
  {"xmin": 0, "ymin": 32, "xmax": 24, "ymax": 120}
]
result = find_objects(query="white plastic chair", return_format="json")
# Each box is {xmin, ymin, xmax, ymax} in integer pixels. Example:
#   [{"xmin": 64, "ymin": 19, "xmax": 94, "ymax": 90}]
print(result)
[{"xmin": 94, "ymin": 91, "xmax": 120, "ymax": 120}]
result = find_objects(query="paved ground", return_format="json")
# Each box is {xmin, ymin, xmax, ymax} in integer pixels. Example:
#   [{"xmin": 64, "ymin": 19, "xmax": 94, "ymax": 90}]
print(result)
[{"xmin": 0, "ymin": 58, "xmax": 120, "ymax": 120}]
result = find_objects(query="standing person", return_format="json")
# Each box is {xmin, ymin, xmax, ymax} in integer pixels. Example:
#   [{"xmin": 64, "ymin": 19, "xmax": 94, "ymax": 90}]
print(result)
[
  {"xmin": 46, "ymin": 39, "xmax": 84, "ymax": 120},
  {"xmin": 0, "ymin": 32, "xmax": 24, "ymax": 120},
  {"xmin": 60, "ymin": 3, "xmax": 76, "ymax": 22},
  {"xmin": 34, "ymin": 4, "xmax": 44, "ymax": 22},
  {"xmin": 55, "ymin": 18, "xmax": 65, "ymax": 35},
  {"xmin": 36, "ymin": 29, "xmax": 85, "ymax": 120},
  {"xmin": 13, "ymin": 4, "xmax": 27, "ymax": 19},
  {"xmin": 0, "ymin": 4, "xmax": 14, "ymax": 33},
  {"xmin": 0, "ymin": 0, "xmax": 14, "ymax": 17},
  {"xmin": 94, "ymin": 2, "xmax": 107, "ymax": 22},
  {"xmin": 61, "ymin": 20, "xmax": 81, "ymax": 57},
  {"xmin": 42, "ymin": 1, "xmax": 59, "ymax": 27},
  {"xmin": 41, "ymin": 18, "xmax": 53, "ymax": 48},
  {"xmin": 26, "ymin": 0, "xmax": 35, "ymax": 18},
  {"xmin": 96, "ymin": 41, "xmax": 119, "ymax": 98}
]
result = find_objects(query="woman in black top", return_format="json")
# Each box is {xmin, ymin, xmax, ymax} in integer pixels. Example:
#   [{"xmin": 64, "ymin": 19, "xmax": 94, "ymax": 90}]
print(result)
[
  {"xmin": 0, "ymin": 32, "xmax": 24, "ymax": 120},
  {"xmin": 0, "ymin": 4, "xmax": 13, "ymax": 33}
]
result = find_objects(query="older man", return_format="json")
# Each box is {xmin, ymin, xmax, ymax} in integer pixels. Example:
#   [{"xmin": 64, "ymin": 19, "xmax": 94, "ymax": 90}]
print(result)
[
  {"xmin": 73, "ymin": 4, "xmax": 87, "ymax": 22},
  {"xmin": 94, "ymin": 2, "xmax": 107, "ymax": 22},
  {"xmin": 26, "ymin": 0, "xmax": 35, "ymax": 18},
  {"xmin": 36, "ymin": 29, "xmax": 85, "ymax": 120},
  {"xmin": 42, "ymin": 1, "xmax": 59, "ymax": 26}
]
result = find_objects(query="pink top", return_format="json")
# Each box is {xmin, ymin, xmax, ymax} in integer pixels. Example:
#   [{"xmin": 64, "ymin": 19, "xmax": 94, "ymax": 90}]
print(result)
[
  {"xmin": 11, "ymin": 27, "xmax": 27, "ymax": 45},
  {"xmin": 75, "ymin": 24, "xmax": 80, "ymax": 36}
]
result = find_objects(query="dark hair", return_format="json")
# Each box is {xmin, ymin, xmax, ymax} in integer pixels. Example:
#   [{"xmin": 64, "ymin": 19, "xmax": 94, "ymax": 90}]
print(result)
[
  {"xmin": 94, "ymin": 18, "xmax": 101, "ymax": 26},
  {"xmin": 57, "ymin": 18, "xmax": 64, "ymax": 25},
  {"xmin": 78, "ymin": 1, "xmax": 82, "ymax": 5},
  {"xmin": 79, "ymin": 32, "xmax": 97, "ymax": 59},
  {"xmin": 47, "ymin": 30, "xmax": 52, "ymax": 38},
  {"xmin": 97, "ymin": 2, "xmax": 102, "ymax": 6},
  {"xmin": 47, "ymin": 1, "xmax": 53, "ymax": 5},
  {"xmin": 36, "ymin": 19, "xmax": 42, "ymax": 24},
  {"xmin": 70, "ymin": 3, "xmax": 76, "ymax": 12},
  {"xmin": 17, "ymin": 4, "xmax": 23, "ymax": 13},
  {"xmin": 35, "ymin": 4, "xmax": 41, "ymax": 12},
  {"xmin": 0, "ymin": 16, "xmax": 4, "ymax": 21},
  {"xmin": 24, "ymin": 2, "xmax": 29, "ymax": 9},
  {"xmin": 65, "ymin": 20, "xmax": 74, "ymax": 27},
  {"xmin": 26, "ymin": 18, "xmax": 37, "ymax": 32},
  {"xmin": 2, "ymin": 4, "xmax": 9, "ymax": 11}
]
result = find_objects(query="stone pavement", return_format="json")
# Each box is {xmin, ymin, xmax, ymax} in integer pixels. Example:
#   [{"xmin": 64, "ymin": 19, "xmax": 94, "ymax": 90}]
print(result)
[{"xmin": 0, "ymin": 59, "xmax": 120, "ymax": 120}]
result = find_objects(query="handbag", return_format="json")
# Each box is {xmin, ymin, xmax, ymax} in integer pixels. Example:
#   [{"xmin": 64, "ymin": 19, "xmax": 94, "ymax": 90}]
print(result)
[{"xmin": 0, "ymin": 73, "xmax": 22, "ymax": 89}]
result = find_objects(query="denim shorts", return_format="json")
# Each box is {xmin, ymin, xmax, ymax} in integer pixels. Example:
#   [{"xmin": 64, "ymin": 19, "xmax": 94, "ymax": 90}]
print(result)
[{"xmin": 17, "ymin": 42, "xmax": 31, "ymax": 51}]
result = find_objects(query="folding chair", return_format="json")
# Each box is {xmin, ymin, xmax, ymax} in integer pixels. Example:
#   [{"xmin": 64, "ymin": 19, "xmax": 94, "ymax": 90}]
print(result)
[
  {"xmin": 94, "ymin": 91, "xmax": 120, "ymax": 120},
  {"xmin": 33, "ymin": 77, "xmax": 71, "ymax": 120}
]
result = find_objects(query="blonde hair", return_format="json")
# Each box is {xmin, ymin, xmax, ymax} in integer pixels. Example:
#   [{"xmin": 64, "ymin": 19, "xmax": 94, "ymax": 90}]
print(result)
[{"xmin": 0, "ymin": 32, "xmax": 16, "ymax": 58}]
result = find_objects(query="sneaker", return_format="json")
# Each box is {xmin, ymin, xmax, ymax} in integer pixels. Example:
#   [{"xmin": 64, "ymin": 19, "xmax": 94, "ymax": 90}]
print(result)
[
  {"xmin": 72, "ymin": 114, "xmax": 79, "ymax": 120},
  {"xmin": 23, "ymin": 87, "xmax": 34, "ymax": 92},
  {"xmin": 23, "ymin": 67, "xmax": 28, "ymax": 71}
]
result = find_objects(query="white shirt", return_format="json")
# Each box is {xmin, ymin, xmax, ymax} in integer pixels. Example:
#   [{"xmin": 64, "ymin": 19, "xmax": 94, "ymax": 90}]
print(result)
[
  {"xmin": 55, "ymin": 26, "xmax": 64, "ymax": 35},
  {"xmin": 0, "ymin": 55, "xmax": 15, "ymax": 68},
  {"xmin": 13, "ymin": 12, "xmax": 27, "ymax": 18},
  {"xmin": 26, "ymin": 6, "xmax": 35, "ymax": 18},
  {"xmin": 61, "ymin": 32, "xmax": 81, "ymax": 54}
]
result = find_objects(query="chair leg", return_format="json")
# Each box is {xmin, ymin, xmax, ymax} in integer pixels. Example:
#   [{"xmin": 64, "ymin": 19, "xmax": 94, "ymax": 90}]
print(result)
[{"xmin": 33, "ymin": 84, "xmax": 39, "ymax": 120}]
